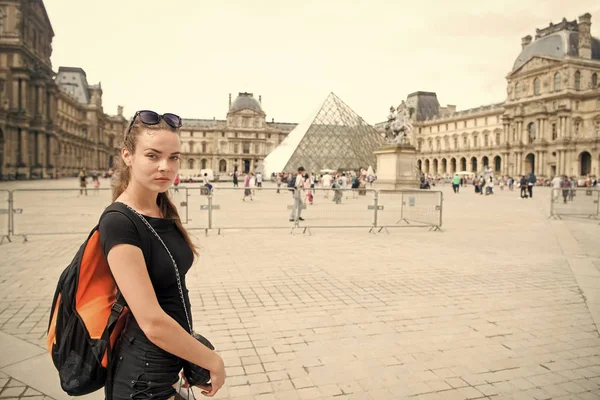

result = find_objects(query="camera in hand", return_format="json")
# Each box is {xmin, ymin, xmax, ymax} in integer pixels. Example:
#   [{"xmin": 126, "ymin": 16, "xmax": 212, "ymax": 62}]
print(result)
[{"xmin": 183, "ymin": 332, "xmax": 215, "ymax": 386}]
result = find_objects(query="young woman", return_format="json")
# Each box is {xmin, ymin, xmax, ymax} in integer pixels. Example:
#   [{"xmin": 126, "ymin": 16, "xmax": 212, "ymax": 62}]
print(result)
[{"xmin": 99, "ymin": 110, "xmax": 225, "ymax": 399}]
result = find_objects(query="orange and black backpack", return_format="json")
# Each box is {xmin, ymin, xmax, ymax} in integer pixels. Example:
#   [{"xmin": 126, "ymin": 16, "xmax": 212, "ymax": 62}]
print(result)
[{"xmin": 47, "ymin": 202, "xmax": 151, "ymax": 396}]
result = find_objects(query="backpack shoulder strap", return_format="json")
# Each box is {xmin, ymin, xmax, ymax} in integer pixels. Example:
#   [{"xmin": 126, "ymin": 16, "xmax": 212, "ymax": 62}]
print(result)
[{"xmin": 100, "ymin": 202, "xmax": 152, "ymax": 266}]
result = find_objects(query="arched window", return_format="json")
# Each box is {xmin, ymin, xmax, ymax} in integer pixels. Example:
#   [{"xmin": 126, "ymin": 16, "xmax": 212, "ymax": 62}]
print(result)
[
  {"xmin": 219, "ymin": 159, "xmax": 227, "ymax": 172},
  {"xmin": 574, "ymin": 71, "xmax": 581, "ymax": 90},
  {"xmin": 188, "ymin": 159, "xmax": 195, "ymax": 169},
  {"xmin": 592, "ymin": 73, "xmax": 598, "ymax": 87},
  {"xmin": 554, "ymin": 73, "xmax": 561, "ymax": 91},
  {"xmin": 533, "ymin": 78, "xmax": 540, "ymax": 95},
  {"xmin": 527, "ymin": 122, "xmax": 536, "ymax": 142},
  {"xmin": 515, "ymin": 82, "xmax": 521, "ymax": 99}
]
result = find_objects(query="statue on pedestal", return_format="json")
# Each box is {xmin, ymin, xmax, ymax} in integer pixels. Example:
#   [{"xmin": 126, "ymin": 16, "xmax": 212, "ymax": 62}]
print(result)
[{"xmin": 384, "ymin": 101, "xmax": 414, "ymax": 145}]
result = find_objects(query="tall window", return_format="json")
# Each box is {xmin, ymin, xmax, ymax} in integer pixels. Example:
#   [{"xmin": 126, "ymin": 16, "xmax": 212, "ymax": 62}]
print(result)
[
  {"xmin": 234, "ymin": 143, "xmax": 239, "ymax": 153},
  {"xmin": 495, "ymin": 133, "xmax": 500, "ymax": 145},
  {"xmin": 454, "ymin": 137, "xmax": 458, "ymax": 148},
  {"xmin": 201, "ymin": 142, "xmax": 207, "ymax": 153},
  {"xmin": 484, "ymin": 136, "xmax": 488, "ymax": 147},
  {"xmin": 574, "ymin": 121, "xmax": 580, "ymax": 136},
  {"xmin": 592, "ymin": 73, "xmax": 598, "ymax": 87},
  {"xmin": 242, "ymin": 142, "xmax": 250, "ymax": 154},
  {"xmin": 533, "ymin": 78, "xmax": 540, "ymax": 95},
  {"xmin": 201, "ymin": 159, "xmax": 207, "ymax": 169},
  {"xmin": 554, "ymin": 73, "xmax": 561, "ymax": 91},
  {"xmin": 473, "ymin": 136, "xmax": 478, "ymax": 147},
  {"xmin": 189, "ymin": 141, "xmax": 194, "ymax": 153},
  {"xmin": 188, "ymin": 159, "xmax": 195, "ymax": 169},
  {"xmin": 515, "ymin": 82, "xmax": 521, "ymax": 99},
  {"xmin": 574, "ymin": 71, "xmax": 581, "ymax": 90},
  {"xmin": 552, "ymin": 123, "xmax": 557, "ymax": 140}
]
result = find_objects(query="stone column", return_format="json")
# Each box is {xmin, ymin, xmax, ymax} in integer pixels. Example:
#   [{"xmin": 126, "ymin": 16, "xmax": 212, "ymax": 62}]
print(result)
[
  {"xmin": 37, "ymin": 85, "xmax": 44, "ymax": 117},
  {"xmin": 37, "ymin": 132, "xmax": 44, "ymax": 167},
  {"xmin": 19, "ymin": 129, "xmax": 28, "ymax": 166},
  {"xmin": 559, "ymin": 151, "xmax": 565, "ymax": 174}
]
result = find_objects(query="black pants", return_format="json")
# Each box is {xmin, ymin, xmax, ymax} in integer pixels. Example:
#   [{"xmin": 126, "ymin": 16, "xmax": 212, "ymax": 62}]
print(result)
[
  {"xmin": 521, "ymin": 187, "xmax": 527, "ymax": 198},
  {"xmin": 106, "ymin": 316, "xmax": 183, "ymax": 400},
  {"xmin": 527, "ymin": 185, "xmax": 533, "ymax": 198}
]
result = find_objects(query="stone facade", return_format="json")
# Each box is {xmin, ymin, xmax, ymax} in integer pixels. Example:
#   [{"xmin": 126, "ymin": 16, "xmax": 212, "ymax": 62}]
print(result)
[
  {"xmin": 55, "ymin": 67, "xmax": 127, "ymax": 177},
  {"xmin": 378, "ymin": 13, "xmax": 600, "ymax": 179},
  {"xmin": 0, "ymin": 1, "xmax": 125, "ymax": 180},
  {"xmin": 179, "ymin": 92, "xmax": 296, "ymax": 177}
]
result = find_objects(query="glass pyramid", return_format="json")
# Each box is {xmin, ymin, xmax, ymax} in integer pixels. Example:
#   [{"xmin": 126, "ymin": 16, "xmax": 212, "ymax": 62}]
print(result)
[{"xmin": 264, "ymin": 93, "xmax": 385, "ymax": 175}]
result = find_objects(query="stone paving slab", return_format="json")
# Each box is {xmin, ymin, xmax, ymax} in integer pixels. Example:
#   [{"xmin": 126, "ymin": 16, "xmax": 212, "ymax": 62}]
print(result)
[{"xmin": 0, "ymin": 180, "xmax": 599, "ymax": 399}]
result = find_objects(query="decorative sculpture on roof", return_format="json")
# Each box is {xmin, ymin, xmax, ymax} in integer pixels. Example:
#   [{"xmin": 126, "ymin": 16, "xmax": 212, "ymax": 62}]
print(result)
[{"xmin": 384, "ymin": 101, "xmax": 414, "ymax": 145}]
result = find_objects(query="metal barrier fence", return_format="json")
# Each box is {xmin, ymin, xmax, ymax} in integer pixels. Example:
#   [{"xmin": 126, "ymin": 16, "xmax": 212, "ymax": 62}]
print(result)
[
  {"xmin": 0, "ymin": 187, "xmax": 443, "ymax": 241},
  {"xmin": 11, "ymin": 188, "xmax": 114, "ymax": 237},
  {"xmin": 376, "ymin": 190, "xmax": 443, "ymax": 231},
  {"xmin": 0, "ymin": 190, "xmax": 10, "ymax": 243},
  {"xmin": 550, "ymin": 188, "xmax": 600, "ymax": 220},
  {"xmin": 7, "ymin": 187, "xmax": 189, "ymax": 241}
]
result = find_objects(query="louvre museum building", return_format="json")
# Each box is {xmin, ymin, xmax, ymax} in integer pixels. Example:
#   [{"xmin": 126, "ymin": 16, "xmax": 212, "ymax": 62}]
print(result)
[{"xmin": 386, "ymin": 13, "xmax": 600, "ymax": 180}]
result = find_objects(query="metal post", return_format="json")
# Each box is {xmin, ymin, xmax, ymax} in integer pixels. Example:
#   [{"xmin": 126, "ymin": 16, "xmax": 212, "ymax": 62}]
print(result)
[
  {"xmin": 207, "ymin": 194, "xmax": 213, "ymax": 230},
  {"xmin": 549, "ymin": 188, "xmax": 556, "ymax": 219},
  {"xmin": 400, "ymin": 191, "xmax": 404, "ymax": 222},
  {"xmin": 438, "ymin": 191, "xmax": 443, "ymax": 230},
  {"xmin": 185, "ymin": 188, "xmax": 189, "ymax": 224},
  {"xmin": 373, "ymin": 190, "xmax": 379, "ymax": 229}
]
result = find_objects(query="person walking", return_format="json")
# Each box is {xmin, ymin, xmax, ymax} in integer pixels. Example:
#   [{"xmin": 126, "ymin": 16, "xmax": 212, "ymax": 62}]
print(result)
[
  {"xmin": 551, "ymin": 175, "xmax": 561, "ymax": 201},
  {"xmin": 256, "ymin": 171, "xmax": 263, "ymax": 188},
  {"xmin": 173, "ymin": 174, "xmax": 180, "ymax": 193},
  {"xmin": 276, "ymin": 173, "xmax": 282, "ymax": 193},
  {"xmin": 520, "ymin": 175, "xmax": 528, "ymax": 198},
  {"xmin": 560, "ymin": 175, "xmax": 571, "ymax": 203},
  {"xmin": 242, "ymin": 172, "xmax": 253, "ymax": 201},
  {"xmin": 289, "ymin": 167, "xmax": 305, "ymax": 221},
  {"xmin": 99, "ymin": 110, "xmax": 225, "ymax": 399},
  {"xmin": 78, "ymin": 168, "xmax": 88, "ymax": 196},
  {"xmin": 232, "ymin": 171, "xmax": 239, "ymax": 187},
  {"xmin": 527, "ymin": 172, "xmax": 536, "ymax": 198},
  {"xmin": 203, "ymin": 172, "xmax": 213, "ymax": 193},
  {"xmin": 452, "ymin": 174, "xmax": 460, "ymax": 193}
]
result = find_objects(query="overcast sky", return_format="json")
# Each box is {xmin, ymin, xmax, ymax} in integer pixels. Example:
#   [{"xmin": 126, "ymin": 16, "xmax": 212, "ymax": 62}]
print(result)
[{"xmin": 44, "ymin": 0, "xmax": 600, "ymax": 124}]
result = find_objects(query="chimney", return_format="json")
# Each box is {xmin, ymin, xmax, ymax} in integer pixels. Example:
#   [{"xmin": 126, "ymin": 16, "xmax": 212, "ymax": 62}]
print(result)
[
  {"xmin": 259, "ymin": 95, "xmax": 262, "ymax": 104},
  {"xmin": 578, "ymin": 13, "xmax": 592, "ymax": 59},
  {"xmin": 117, "ymin": 105, "xmax": 123, "ymax": 116},
  {"xmin": 228, "ymin": 93, "xmax": 232, "ymax": 109},
  {"xmin": 521, "ymin": 35, "xmax": 532, "ymax": 49}
]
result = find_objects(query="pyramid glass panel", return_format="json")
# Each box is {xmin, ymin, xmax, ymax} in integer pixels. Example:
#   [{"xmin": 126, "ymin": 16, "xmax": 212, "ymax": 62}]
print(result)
[{"xmin": 264, "ymin": 93, "xmax": 384, "ymax": 175}]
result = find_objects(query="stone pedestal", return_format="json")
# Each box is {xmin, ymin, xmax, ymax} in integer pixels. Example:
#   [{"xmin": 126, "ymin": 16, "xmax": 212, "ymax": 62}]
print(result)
[{"xmin": 373, "ymin": 144, "xmax": 419, "ymax": 190}]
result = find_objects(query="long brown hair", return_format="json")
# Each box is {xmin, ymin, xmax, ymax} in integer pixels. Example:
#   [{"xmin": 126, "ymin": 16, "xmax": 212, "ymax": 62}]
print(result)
[{"xmin": 112, "ymin": 115, "xmax": 198, "ymax": 256}]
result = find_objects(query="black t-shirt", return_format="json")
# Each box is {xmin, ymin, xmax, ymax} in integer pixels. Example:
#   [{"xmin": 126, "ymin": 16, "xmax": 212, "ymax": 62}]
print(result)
[{"xmin": 99, "ymin": 210, "xmax": 194, "ymax": 332}]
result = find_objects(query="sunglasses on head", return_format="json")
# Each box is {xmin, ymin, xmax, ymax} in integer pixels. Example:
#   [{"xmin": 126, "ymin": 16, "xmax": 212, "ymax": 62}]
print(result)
[{"xmin": 126, "ymin": 110, "xmax": 182, "ymax": 133}]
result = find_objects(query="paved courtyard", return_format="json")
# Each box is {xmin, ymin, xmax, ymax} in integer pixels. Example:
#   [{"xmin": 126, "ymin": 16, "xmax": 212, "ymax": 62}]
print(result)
[{"xmin": 0, "ymin": 179, "xmax": 599, "ymax": 400}]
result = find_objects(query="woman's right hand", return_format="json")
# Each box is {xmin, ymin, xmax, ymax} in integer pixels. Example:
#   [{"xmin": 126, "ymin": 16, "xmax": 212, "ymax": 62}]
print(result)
[{"xmin": 197, "ymin": 354, "xmax": 225, "ymax": 397}]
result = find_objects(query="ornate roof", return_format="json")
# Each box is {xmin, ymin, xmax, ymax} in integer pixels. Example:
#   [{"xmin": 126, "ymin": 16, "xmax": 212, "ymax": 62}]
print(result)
[
  {"xmin": 513, "ymin": 31, "xmax": 600, "ymax": 71},
  {"xmin": 229, "ymin": 92, "xmax": 264, "ymax": 114}
]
